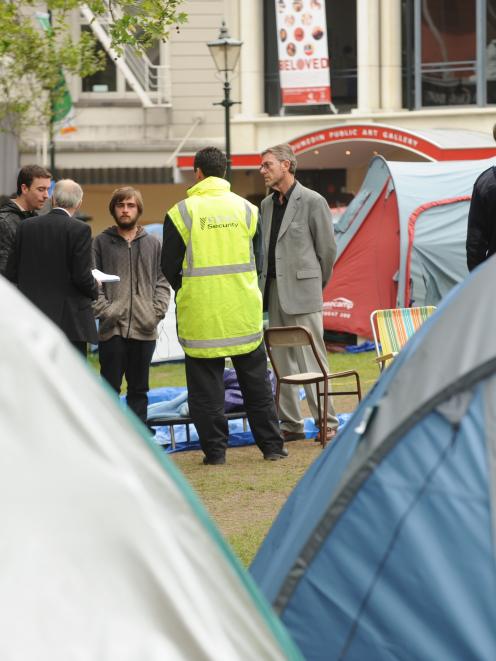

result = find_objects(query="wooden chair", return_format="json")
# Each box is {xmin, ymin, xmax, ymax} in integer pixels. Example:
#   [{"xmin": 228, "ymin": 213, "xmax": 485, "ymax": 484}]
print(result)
[
  {"xmin": 264, "ymin": 326, "xmax": 362, "ymax": 448},
  {"xmin": 370, "ymin": 306, "xmax": 436, "ymax": 371}
]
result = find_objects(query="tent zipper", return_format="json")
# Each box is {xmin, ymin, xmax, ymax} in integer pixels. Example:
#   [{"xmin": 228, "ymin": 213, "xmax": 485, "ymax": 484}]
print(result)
[{"xmin": 126, "ymin": 242, "xmax": 133, "ymax": 338}]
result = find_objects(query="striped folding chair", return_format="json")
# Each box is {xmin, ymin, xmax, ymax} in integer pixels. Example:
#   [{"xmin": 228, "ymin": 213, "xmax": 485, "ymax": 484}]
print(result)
[{"xmin": 370, "ymin": 306, "xmax": 436, "ymax": 372}]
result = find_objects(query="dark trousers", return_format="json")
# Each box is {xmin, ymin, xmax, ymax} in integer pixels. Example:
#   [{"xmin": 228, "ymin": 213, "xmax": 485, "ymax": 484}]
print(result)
[
  {"xmin": 185, "ymin": 342, "xmax": 283, "ymax": 460},
  {"xmin": 99, "ymin": 336, "xmax": 156, "ymax": 424},
  {"xmin": 71, "ymin": 341, "xmax": 87, "ymax": 356}
]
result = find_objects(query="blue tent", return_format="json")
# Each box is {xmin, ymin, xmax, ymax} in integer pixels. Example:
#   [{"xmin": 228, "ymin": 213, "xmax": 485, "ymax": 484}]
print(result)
[{"xmin": 251, "ymin": 256, "xmax": 496, "ymax": 660}]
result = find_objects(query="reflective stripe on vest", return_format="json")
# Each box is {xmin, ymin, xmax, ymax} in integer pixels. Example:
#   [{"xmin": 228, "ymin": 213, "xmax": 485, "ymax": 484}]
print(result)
[
  {"xmin": 179, "ymin": 331, "xmax": 263, "ymax": 349},
  {"xmin": 177, "ymin": 199, "xmax": 256, "ymax": 277}
]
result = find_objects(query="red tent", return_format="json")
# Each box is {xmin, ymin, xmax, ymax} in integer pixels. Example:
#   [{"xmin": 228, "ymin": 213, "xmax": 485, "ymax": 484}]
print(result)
[{"xmin": 323, "ymin": 156, "xmax": 491, "ymax": 339}]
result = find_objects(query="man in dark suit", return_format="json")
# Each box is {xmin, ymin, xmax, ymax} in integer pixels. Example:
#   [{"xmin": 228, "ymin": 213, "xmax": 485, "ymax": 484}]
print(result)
[{"xmin": 7, "ymin": 179, "xmax": 98, "ymax": 355}]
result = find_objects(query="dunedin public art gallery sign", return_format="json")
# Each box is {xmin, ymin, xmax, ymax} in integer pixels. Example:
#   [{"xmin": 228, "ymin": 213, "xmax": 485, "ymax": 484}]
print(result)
[
  {"xmin": 289, "ymin": 124, "xmax": 496, "ymax": 161},
  {"xmin": 176, "ymin": 124, "xmax": 496, "ymax": 170}
]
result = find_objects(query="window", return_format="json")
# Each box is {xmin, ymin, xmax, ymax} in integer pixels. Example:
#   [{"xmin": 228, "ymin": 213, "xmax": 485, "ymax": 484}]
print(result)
[
  {"xmin": 79, "ymin": 22, "xmax": 163, "ymax": 99},
  {"xmin": 420, "ymin": 0, "xmax": 476, "ymax": 107},
  {"xmin": 403, "ymin": 0, "xmax": 495, "ymax": 108},
  {"xmin": 487, "ymin": 0, "xmax": 496, "ymax": 102},
  {"xmin": 263, "ymin": 0, "xmax": 357, "ymax": 115},
  {"xmin": 81, "ymin": 26, "xmax": 117, "ymax": 93},
  {"xmin": 326, "ymin": 2, "xmax": 357, "ymax": 113}
]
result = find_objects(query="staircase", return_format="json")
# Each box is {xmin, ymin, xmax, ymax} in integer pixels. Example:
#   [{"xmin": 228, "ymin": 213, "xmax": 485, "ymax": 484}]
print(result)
[{"xmin": 80, "ymin": 4, "xmax": 171, "ymax": 107}]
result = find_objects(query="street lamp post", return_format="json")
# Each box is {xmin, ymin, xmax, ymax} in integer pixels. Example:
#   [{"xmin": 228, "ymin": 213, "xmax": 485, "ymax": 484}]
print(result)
[{"xmin": 207, "ymin": 22, "xmax": 242, "ymax": 183}]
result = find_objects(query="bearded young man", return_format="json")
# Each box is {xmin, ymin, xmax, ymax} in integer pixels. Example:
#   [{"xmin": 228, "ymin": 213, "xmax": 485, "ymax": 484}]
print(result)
[
  {"xmin": 93, "ymin": 187, "xmax": 170, "ymax": 425},
  {"xmin": 0, "ymin": 164, "xmax": 51, "ymax": 276}
]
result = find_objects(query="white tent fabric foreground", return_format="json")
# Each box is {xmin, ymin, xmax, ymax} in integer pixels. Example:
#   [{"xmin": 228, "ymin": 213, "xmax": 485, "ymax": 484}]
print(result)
[
  {"xmin": 0, "ymin": 277, "xmax": 300, "ymax": 661},
  {"xmin": 144, "ymin": 224, "xmax": 184, "ymax": 364},
  {"xmin": 152, "ymin": 289, "xmax": 184, "ymax": 363}
]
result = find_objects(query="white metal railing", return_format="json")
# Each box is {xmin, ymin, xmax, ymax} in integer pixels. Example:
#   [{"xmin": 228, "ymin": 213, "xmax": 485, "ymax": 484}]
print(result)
[
  {"xmin": 122, "ymin": 43, "xmax": 171, "ymax": 106},
  {"xmin": 80, "ymin": 4, "xmax": 171, "ymax": 107}
]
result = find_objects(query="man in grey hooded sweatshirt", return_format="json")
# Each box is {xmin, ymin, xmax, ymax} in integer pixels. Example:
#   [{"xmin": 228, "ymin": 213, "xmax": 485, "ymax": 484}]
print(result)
[{"xmin": 93, "ymin": 186, "xmax": 170, "ymax": 425}]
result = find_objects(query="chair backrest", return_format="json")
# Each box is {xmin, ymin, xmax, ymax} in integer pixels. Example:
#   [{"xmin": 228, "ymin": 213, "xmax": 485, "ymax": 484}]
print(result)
[
  {"xmin": 370, "ymin": 306, "xmax": 436, "ymax": 363},
  {"xmin": 264, "ymin": 325, "xmax": 327, "ymax": 379}
]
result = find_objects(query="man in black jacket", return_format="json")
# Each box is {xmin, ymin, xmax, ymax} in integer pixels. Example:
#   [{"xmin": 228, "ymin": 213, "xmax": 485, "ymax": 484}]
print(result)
[
  {"xmin": 466, "ymin": 126, "xmax": 496, "ymax": 271},
  {"xmin": 466, "ymin": 165, "xmax": 496, "ymax": 271},
  {"xmin": 0, "ymin": 164, "xmax": 51, "ymax": 276},
  {"xmin": 6, "ymin": 179, "xmax": 98, "ymax": 355}
]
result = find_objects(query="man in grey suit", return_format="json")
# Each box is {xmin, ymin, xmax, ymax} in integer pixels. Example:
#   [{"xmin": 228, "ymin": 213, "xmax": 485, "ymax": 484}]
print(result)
[{"xmin": 259, "ymin": 143, "xmax": 338, "ymax": 442}]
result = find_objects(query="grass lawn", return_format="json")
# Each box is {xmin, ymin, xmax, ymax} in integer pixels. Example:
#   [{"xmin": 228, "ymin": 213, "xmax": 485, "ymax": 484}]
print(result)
[{"xmin": 89, "ymin": 350, "xmax": 379, "ymax": 566}]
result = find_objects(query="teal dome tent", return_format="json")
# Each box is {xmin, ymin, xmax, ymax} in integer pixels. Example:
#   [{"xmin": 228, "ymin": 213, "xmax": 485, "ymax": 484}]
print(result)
[{"xmin": 252, "ymin": 256, "xmax": 496, "ymax": 660}]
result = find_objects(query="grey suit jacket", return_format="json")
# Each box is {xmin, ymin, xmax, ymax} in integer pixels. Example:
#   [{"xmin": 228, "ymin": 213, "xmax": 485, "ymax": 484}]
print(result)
[{"xmin": 259, "ymin": 180, "xmax": 337, "ymax": 315}]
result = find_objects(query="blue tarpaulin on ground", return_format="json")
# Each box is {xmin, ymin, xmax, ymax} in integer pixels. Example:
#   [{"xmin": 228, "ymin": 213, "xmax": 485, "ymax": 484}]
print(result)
[
  {"xmin": 344, "ymin": 340, "xmax": 375, "ymax": 353},
  {"xmin": 146, "ymin": 386, "xmax": 352, "ymax": 453}
]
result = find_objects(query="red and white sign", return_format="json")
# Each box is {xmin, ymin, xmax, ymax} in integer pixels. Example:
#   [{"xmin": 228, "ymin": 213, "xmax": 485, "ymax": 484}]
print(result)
[
  {"xmin": 290, "ymin": 125, "xmax": 433, "ymax": 156},
  {"xmin": 289, "ymin": 124, "xmax": 496, "ymax": 160},
  {"xmin": 275, "ymin": 0, "xmax": 331, "ymax": 106},
  {"xmin": 176, "ymin": 123, "xmax": 496, "ymax": 171},
  {"xmin": 326, "ymin": 297, "xmax": 354, "ymax": 311}
]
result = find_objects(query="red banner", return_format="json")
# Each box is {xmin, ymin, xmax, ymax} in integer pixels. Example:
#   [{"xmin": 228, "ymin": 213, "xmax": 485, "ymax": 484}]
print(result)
[{"xmin": 275, "ymin": 0, "xmax": 331, "ymax": 106}]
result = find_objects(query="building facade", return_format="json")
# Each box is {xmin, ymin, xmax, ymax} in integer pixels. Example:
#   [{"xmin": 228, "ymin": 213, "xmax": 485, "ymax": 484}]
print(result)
[{"xmin": 20, "ymin": 0, "xmax": 496, "ymax": 232}]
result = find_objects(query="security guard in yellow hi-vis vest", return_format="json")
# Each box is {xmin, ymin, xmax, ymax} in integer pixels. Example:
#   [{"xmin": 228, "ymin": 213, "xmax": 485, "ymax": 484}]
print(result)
[{"xmin": 162, "ymin": 147, "xmax": 287, "ymax": 465}]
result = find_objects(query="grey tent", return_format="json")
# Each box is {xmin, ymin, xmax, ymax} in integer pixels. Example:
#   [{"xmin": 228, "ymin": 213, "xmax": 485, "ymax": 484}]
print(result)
[{"xmin": 0, "ymin": 276, "xmax": 300, "ymax": 661}]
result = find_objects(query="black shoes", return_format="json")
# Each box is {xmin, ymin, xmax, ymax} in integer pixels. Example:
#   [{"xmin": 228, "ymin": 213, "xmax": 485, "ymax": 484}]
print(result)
[
  {"xmin": 202, "ymin": 456, "xmax": 226, "ymax": 465},
  {"xmin": 264, "ymin": 448, "xmax": 289, "ymax": 461},
  {"xmin": 203, "ymin": 450, "xmax": 288, "ymax": 462}
]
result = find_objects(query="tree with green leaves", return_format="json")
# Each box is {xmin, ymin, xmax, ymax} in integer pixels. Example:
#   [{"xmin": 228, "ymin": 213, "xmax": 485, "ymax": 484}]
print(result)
[{"xmin": 0, "ymin": 1, "xmax": 187, "ymax": 136}]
